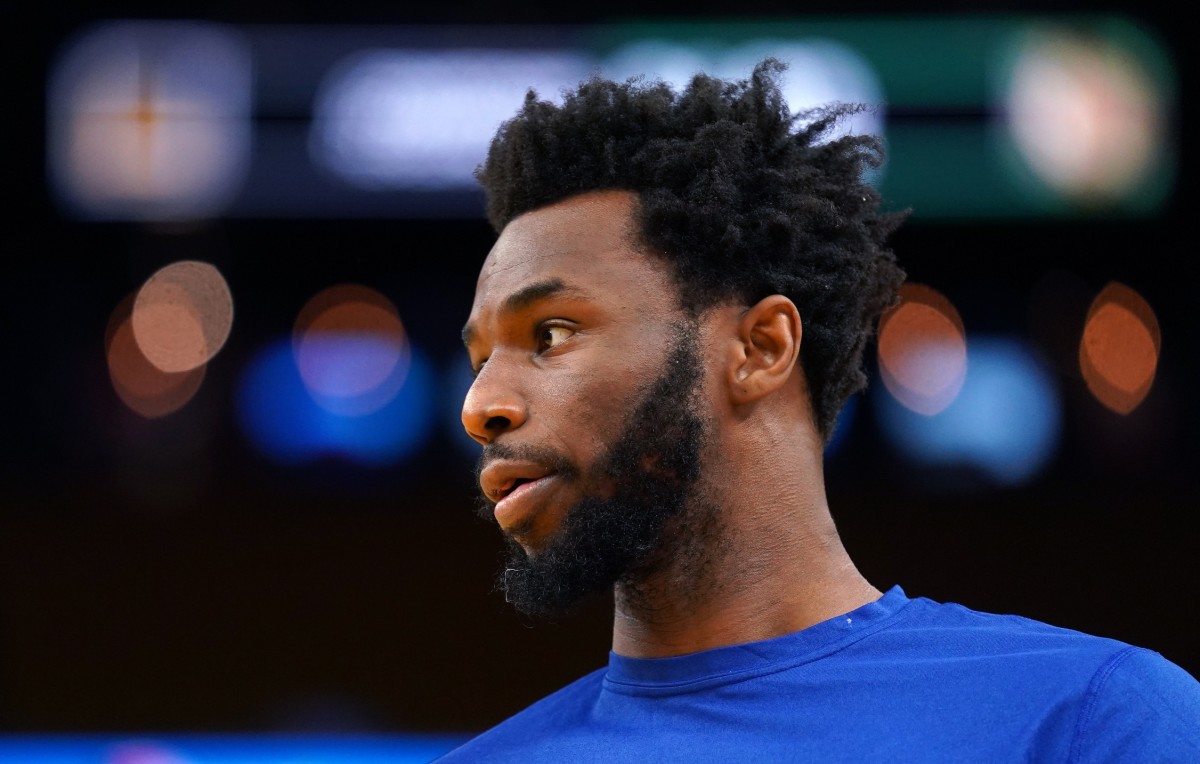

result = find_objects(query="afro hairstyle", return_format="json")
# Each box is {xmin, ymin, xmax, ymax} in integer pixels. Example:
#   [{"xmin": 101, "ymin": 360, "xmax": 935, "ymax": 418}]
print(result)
[{"xmin": 475, "ymin": 57, "xmax": 909, "ymax": 442}]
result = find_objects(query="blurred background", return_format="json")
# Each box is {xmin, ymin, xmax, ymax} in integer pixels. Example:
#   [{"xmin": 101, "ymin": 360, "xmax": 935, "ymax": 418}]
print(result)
[{"xmin": 10, "ymin": 0, "xmax": 1196, "ymax": 761}]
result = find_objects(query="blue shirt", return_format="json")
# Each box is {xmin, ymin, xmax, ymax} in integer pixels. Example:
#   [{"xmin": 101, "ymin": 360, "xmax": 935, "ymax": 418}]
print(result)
[{"xmin": 436, "ymin": 586, "xmax": 1200, "ymax": 762}]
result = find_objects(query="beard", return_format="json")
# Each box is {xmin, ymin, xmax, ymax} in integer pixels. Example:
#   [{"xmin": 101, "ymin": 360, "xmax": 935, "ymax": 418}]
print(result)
[{"xmin": 473, "ymin": 323, "xmax": 718, "ymax": 619}]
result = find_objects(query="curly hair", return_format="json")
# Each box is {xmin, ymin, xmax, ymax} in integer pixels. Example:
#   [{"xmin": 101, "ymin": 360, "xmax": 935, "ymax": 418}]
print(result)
[{"xmin": 475, "ymin": 58, "xmax": 908, "ymax": 443}]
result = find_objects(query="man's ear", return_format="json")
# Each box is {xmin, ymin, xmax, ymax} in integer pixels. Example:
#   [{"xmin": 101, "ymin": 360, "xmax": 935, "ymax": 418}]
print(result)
[{"xmin": 727, "ymin": 294, "xmax": 802, "ymax": 405}]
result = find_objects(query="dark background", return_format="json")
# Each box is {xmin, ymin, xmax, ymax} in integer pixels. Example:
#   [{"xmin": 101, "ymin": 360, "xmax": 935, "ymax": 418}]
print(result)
[{"xmin": 9, "ymin": 0, "xmax": 1196, "ymax": 737}]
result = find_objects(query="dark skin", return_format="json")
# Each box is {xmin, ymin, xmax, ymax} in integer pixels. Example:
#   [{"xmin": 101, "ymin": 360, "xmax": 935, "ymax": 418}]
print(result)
[{"xmin": 462, "ymin": 189, "xmax": 881, "ymax": 659}]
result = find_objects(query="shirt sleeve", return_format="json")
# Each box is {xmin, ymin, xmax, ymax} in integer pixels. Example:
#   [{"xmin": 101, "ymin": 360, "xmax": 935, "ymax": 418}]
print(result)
[{"xmin": 1070, "ymin": 646, "xmax": 1200, "ymax": 763}]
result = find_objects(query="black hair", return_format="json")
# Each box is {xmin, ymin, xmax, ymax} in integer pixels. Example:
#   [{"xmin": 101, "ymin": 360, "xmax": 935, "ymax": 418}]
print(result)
[{"xmin": 476, "ymin": 58, "xmax": 908, "ymax": 442}]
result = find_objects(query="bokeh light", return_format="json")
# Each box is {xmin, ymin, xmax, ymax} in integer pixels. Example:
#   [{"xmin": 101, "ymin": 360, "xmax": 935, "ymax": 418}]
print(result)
[
  {"xmin": 1000, "ymin": 24, "xmax": 1169, "ymax": 207},
  {"xmin": 443, "ymin": 356, "xmax": 482, "ymax": 464},
  {"xmin": 132, "ymin": 260, "xmax": 234, "ymax": 373},
  {"xmin": 877, "ymin": 283, "xmax": 968, "ymax": 416},
  {"xmin": 293, "ymin": 284, "xmax": 410, "ymax": 417},
  {"xmin": 106, "ymin": 293, "xmax": 206, "ymax": 419},
  {"xmin": 309, "ymin": 50, "xmax": 590, "ymax": 189},
  {"xmin": 47, "ymin": 20, "xmax": 252, "ymax": 221},
  {"xmin": 874, "ymin": 335, "xmax": 1061, "ymax": 488},
  {"xmin": 825, "ymin": 393, "xmax": 857, "ymax": 458},
  {"xmin": 1079, "ymin": 281, "xmax": 1160, "ymax": 415},
  {"xmin": 237, "ymin": 338, "xmax": 435, "ymax": 466},
  {"xmin": 600, "ymin": 37, "xmax": 884, "ymax": 142}
]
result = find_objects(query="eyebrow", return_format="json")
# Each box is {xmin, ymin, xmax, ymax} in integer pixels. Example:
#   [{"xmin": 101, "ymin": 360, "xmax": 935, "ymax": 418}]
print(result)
[{"xmin": 461, "ymin": 278, "xmax": 587, "ymax": 348}]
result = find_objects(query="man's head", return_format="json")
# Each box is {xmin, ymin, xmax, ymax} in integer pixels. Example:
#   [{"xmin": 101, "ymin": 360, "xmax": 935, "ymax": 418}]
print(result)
[
  {"xmin": 476, "ymin": 58, "xmax": 907, "ymax": 441},
  {"xmin": 461, "ymin": 59, "xmax": 906, "ymax": 617}
]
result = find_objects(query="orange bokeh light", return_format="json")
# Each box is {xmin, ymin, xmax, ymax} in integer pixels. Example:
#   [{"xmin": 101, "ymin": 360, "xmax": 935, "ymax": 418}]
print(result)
[
  {"xmin": 877, "ymin": 283, "xmax": 968, "ymax": 416},
  {"xmin": 293, "ymin": 284, "xmax": 410, "ymax": 416},
  {"xmin": 132, "ymin": 260, "xmax": 234, "ymax": 373},
  {"xmin": 106, "ymin": 293, "xmax": 205, "ymax": 418},
  {"xmin": 1079, "ymin": 281, "xmax": 1160, "ymax": 414}
]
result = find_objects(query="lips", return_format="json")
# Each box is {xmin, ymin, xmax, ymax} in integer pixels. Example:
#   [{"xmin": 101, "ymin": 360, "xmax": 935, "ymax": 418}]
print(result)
[
  {"xmin": 481, "ymin": 461, "xmax": 551, "ymax": 502},
  {"xmin": 479, "ymin": 460, "xmax": 560, "ymax": 531}
]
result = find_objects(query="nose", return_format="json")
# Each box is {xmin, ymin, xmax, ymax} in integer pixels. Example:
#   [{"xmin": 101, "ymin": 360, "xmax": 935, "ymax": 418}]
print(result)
[{"xmin": 461, "ymin": 365, "xmax": 528, "ymax": 445}]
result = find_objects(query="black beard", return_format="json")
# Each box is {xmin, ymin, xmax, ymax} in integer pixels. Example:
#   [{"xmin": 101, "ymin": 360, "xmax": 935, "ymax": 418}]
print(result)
[{"xmin": 473, "ymin": 324, "xmax": 713, "ymax": 619}]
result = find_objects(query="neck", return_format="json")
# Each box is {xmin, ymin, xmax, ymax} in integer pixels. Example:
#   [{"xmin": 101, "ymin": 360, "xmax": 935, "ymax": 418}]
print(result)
[{"xmin": 610, "ymin": 477, "xmax": 881, "ymax": 659}]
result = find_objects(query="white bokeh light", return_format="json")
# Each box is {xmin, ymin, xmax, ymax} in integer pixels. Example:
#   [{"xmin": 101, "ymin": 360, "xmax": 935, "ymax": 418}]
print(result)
[
  {"xmin": 309, "ymin": 49, "xmax": 592, "ymax": 189},
  {"xmin": 47, "ymin": 21, "xmax": 252, "ymax": 220}
]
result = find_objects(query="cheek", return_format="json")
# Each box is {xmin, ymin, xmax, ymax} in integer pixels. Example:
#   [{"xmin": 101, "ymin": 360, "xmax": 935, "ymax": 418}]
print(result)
[
  {"xmin": 532, "ymin": 318, "xmax": 682, "ymax": 455},
  {"xmin": 535, "ymin": 362, "xmax": 646, "ymax": 457}
]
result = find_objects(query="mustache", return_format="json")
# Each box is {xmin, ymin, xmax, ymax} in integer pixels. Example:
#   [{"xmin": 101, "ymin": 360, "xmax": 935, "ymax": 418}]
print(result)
[{"xmin": 474, "ymin": 441, "xmax": 579, "ymax": 482}]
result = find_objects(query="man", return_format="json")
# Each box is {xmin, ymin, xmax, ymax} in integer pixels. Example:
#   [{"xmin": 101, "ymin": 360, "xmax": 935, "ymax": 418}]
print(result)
[{"xmin": 440, "ymin": 60, "xmax": 1200, "ymax": 761}]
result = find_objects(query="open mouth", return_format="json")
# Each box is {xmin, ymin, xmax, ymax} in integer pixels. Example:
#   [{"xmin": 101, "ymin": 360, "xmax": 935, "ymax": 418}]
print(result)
[
  {"xmin": 505, "ymin": 477, "xmax": 531, "ymax": 492},
  {"xmin": 489, "ymin": 474, "xmax": 542, "ymax": 503},
  {"xmin": 479, "ymin": 455, "xmax": 568, "ymax": 509},
  {"xmin": 496, "ymin": 475, "xmax": 541, "ymax": 501}
]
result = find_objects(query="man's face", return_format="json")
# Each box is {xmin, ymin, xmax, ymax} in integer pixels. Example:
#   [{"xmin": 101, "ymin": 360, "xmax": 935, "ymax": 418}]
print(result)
[{"xmin": 461, "ymin": 190, "xmax": 716, "ymax": 616}]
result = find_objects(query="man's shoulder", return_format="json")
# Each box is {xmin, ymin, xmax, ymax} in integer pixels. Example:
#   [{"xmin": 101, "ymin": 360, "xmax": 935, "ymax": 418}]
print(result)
[
  {"xmin": 905, "ymin": 593, "xmax": 1200, "ymax": 688},
  {"xmin": 1071, "ymin": 643, "xmax": 1200, "ymax": 759},
  {"xmin": 832, "ymin": 593, "xmax": 1198, "ymax": 706},
  {"xmin": 888, "ymin": 595, "xmax": 1200, "ymax": 729},
  {"xmin": 891, "ymin": 594, "xmax": 1149, "ymax": 663}
]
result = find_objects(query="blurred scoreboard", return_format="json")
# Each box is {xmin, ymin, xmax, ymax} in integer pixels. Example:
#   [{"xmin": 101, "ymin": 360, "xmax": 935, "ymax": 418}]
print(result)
[{"xmin": 46, "ymin": 14, "xmax": 1176, "ymax": 223}]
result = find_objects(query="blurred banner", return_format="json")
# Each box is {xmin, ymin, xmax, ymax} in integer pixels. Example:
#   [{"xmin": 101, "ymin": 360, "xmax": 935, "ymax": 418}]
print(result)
[{"xmin": 46, "ymin": 15, "xmax": 1176, "ymax": 222}]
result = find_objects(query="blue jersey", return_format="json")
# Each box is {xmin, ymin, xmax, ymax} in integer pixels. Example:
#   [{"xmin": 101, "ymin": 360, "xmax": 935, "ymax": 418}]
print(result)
[{"xmin": 436, "ymin": 586, "xmax": 1200, "ymax": 762}]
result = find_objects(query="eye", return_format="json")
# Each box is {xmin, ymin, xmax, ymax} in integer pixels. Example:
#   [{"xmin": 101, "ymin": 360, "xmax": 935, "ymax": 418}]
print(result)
[{"xmin": 537, "ymin": 324, "xmax": 573, "ymax": 351}]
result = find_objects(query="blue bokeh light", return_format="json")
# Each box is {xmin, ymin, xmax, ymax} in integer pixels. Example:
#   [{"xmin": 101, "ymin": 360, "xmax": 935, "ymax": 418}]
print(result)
[
  {"xmin": 826, "ymin": 392, "xmax": 857, "ymax": 459},
  {"xmin": 237, "ymin": 337, "xmax": 435, "ymax": 466},
  {"xmin": 873, "ymin": 335, "xmax": 1062, "ymax": 487},
  {"xmin": 442, "ymin": 356, "xmax": 481, "ymax": 464}
]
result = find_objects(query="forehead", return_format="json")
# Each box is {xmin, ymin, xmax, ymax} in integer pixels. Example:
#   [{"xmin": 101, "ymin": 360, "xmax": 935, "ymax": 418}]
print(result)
[{"xmin": 468, "ymin": 190, "xmax": 676, "ymax": 321}]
